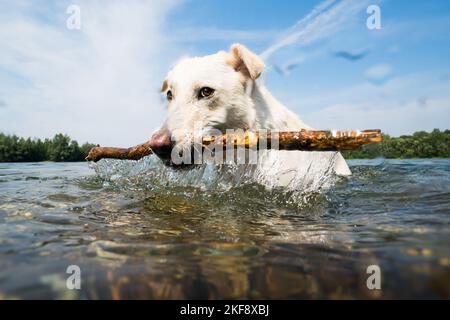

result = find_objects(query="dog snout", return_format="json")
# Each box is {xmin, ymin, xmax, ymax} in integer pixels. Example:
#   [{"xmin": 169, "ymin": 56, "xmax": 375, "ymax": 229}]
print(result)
[{"xmin": 149, "ymin": 127, "xmax": 173, "ymax": 160}]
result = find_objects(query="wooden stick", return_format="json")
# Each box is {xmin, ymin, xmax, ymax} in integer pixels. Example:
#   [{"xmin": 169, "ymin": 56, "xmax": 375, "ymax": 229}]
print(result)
[
  {"xmin": 86, "ymin": 129, "xmax": 383, "ymax": 162},
  {"xmin": 203, "ymin": 129, "xmax": 383, "ymax": 150},
  {"xmin": 85, "ymin": 141, "xmax": 153, "ymax": 162}
]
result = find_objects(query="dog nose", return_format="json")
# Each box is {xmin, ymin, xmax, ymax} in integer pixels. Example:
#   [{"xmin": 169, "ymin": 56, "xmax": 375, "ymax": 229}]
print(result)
[{"xmin": 149, "ymin": 127, "xmax": 173, "ymax": 160}]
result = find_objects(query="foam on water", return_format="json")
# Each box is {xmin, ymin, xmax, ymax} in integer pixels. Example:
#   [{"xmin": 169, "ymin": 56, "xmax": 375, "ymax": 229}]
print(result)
[{"xmin": 89, "ymin": 152, "xmax": 342, "ymax": 207}]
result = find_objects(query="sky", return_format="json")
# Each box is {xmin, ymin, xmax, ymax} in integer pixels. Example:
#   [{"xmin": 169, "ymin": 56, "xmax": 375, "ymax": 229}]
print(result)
[{"xmin": 0, "ymin": 0, "xmax": 450, "ymax": 146}]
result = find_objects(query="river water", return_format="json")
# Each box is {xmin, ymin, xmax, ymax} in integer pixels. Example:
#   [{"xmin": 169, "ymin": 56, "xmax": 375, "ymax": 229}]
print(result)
[{"xmin": 0, "ymin": 158, "xmax": 449, "ymax": 299}]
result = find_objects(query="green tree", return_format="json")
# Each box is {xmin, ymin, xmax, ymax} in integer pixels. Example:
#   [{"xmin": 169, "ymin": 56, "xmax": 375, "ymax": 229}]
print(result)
[
  {"xmin": 343, "ymin": 129, "xmax": 450, "ymax": 159},
  {"xmin": 0, "ymin": 132, "xmax": 96, "ymax": 162}
]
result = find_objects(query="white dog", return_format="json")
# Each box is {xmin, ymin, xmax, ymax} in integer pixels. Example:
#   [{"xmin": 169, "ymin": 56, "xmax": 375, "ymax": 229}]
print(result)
[{"xmin": 149, "ymin": 44, "xmax": 351, "ymax": 189}]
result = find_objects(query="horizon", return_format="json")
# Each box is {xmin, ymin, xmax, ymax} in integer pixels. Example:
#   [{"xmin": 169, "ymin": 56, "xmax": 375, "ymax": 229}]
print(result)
[
  {"xmin": 1, "ymin": 0, "xmax": 450, "ymax": 146},
  {"xmin": 1, "ymin": 127, "xmax": 449, "ymax": 145}
]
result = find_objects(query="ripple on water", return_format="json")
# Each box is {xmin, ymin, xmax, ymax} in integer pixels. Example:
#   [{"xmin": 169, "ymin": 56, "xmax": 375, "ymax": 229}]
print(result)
[{"xmin": 0, "ymin": 159, "xmax": 449, "ymax": 299}]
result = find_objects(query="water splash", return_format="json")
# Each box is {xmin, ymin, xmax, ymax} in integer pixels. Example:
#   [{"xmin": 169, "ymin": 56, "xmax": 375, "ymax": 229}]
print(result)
[{"xmin": 89, "ymin": 151, "xmax": 342, "ymax": 207}]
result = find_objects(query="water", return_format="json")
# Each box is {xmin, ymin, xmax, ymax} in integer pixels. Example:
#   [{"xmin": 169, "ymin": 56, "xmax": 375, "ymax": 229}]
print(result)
[{"xmin": 0, "ymin": 158, "xmax": 449, "ymax": 299}]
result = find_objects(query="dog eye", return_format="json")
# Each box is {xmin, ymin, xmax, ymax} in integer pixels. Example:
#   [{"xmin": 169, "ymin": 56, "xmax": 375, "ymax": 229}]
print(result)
[
  {"xmin": 166, "ymin": 90, "xmax": 173, "ymax": 101},
  {"xmin": 198, "ymin": 87, "xmax": 214, "ymax": 99}
]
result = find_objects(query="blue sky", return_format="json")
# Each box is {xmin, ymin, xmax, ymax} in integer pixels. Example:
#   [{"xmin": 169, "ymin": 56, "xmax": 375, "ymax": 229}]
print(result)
[{"xmin": 1, "ymin": 0, "xmax": 450, "ymax": 146}]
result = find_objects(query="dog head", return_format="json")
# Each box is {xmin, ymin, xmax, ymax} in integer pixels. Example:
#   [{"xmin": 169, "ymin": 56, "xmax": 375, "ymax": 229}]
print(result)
[{"xmin": 149, "ymin": 44, "xmax": 265, "ymax": 161}]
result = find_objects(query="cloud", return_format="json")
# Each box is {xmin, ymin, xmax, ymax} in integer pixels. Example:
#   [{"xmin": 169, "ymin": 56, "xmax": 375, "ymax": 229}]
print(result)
[
  {"xmin": 260, "ymin": 0, "xmax": 371, "ymax": 60},
  {"xmin": 0, "ymin": 0, "xmax": 181, "ymax": 145},
  {"xmin": 306, "ymin": 97, "xmax": 450, "ymax": 136},
  {"xmin": 286, "ymin": 72, "xmax": 450, "ymax": 136},
  {"xmin": 170, "ymin": 26, "xmax": 277, "ymax": 43},
  {"xmin": 364, "ymin": 63, "xmax": 392, "ymax": 84}
]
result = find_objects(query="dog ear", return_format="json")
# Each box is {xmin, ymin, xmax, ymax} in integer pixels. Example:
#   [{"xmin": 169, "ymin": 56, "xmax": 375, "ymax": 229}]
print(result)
[
  {"xmin": 160, "ymin": 79, "xmax": 168, "ymax": 92},
  {"xmin": 228, "ymin": 43, "xmax": 265, "ymax": 80}
]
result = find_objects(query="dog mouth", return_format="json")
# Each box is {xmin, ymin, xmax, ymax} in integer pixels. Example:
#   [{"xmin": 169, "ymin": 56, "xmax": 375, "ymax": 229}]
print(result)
[
  {"xmin": 149, "ymin": 124, "xmax": 229, "ymax": 167},
  {"xmin": 149, "ymin": 134, "xmax": 196, "ymax": 167}
]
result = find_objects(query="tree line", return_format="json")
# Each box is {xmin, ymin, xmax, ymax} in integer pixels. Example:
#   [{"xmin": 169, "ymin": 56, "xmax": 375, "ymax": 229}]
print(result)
[
  {"xmin": 0, "ymin": 133, "xmax": 96, "ymax": 162},
  {"xmin": 343, "ymin": 129, "xmax": 450, "ymax": 159}
]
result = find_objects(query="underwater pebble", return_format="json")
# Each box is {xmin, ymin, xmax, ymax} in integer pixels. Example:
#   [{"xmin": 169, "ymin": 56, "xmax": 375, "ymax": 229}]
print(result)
[
  {"xmin": 23, "ymin": 211, "xmax": 33, "ymax": 218},
  {"xmin": 439, "ymin": 258, "xmax": 450, "ymax": 267}
]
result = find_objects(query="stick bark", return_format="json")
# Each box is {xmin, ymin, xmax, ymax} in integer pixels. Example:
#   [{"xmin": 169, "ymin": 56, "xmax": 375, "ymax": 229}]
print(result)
[
  {"xmin": 85, "ymin": 141, "xmax": 153, "ymax": 162},
  {"xmin": 86, "ymin": 129, "xmax": 383, "ymax": 162}
]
